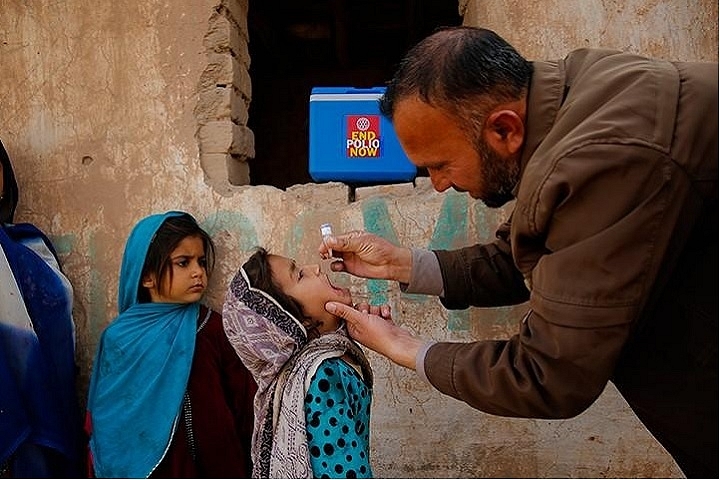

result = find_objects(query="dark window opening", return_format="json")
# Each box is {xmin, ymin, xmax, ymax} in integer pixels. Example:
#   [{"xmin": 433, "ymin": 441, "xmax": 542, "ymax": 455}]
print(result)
[{"xmin": 247, "ymin": 1, "xmax": 461, "ymax": 189}]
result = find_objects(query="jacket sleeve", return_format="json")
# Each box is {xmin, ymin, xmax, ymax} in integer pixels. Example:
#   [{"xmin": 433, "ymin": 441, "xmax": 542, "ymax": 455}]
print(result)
[
  {"xmin": 423, "ymin": 312, "xmax": 631, "ymax": 418},
  {"xmin": 424, "ymin": 141, "xmax": 678, "ymax": 419},
  {"xmin": 434, "ymin": 220, "xmax": 530, "ymax": 309}
]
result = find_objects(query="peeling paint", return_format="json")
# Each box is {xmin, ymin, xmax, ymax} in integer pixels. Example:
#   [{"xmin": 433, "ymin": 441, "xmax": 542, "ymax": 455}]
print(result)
[
  {"xmin": 199, "ymin": 210, "xmax": 259, "ymax": 251},
  {"xmin": 362, "ymin": 197, "xmax": 394, "ymax": 305},
  {"xmin": 430, "ymin": 193, "xmax": 471, "ymax": 330}
]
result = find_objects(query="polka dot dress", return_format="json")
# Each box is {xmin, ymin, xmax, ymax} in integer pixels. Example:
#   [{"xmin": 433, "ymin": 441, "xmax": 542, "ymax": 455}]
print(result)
[{"xmin": 305, "ymin": 357, "xmax": 373, "ymax": 478}]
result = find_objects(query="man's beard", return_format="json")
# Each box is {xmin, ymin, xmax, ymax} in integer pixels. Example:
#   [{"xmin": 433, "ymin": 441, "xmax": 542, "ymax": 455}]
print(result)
[{"xmin": 476, "ymin": 138, "xmax": 520, "ymax": 208}]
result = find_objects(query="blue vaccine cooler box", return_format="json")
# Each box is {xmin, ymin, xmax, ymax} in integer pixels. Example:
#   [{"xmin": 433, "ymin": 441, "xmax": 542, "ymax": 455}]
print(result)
[{"xmin": 309, "ymin": 86, "xmax": 417, "ymax": 183}]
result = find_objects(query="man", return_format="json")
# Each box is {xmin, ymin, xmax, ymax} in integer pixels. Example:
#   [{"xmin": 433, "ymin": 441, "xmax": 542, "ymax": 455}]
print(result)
[{"xmin": 319, "ymin": 27, "xmax": 718, "ymax": 478}]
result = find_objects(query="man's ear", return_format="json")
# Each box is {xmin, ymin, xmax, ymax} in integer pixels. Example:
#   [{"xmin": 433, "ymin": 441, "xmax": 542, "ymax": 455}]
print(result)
[{"xmin": 484, "ymin": 109, "xmax": 525, "ymax": 156}]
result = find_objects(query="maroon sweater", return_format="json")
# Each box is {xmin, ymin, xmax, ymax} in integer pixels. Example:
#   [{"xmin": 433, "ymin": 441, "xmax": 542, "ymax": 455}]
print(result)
[
  {"xmin": 150, "ymin": 306, "xmax": 257, "ymax": 478},
  {"xmin": 85, "ymin": 306, "xmax": 256, "ymax": 478}
]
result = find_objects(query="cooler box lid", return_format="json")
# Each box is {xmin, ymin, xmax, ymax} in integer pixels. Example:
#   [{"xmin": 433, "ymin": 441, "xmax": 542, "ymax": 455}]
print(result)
[{"xmin": 309, "ymin": 86, "xmax": 416, "ymax": 183}]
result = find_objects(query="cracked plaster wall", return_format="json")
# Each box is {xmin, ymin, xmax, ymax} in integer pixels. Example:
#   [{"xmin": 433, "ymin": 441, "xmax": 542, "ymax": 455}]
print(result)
[
  {"xmin": 460, "ymin": 0, "xmax": 717, "ymax": 62},
  {"xmin": 0, "ymin": 0, "xmax": 712, "ymax": 476}
]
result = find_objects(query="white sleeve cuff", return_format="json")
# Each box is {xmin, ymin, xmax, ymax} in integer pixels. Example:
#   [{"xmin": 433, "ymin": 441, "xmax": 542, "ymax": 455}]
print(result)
[
  {"xmin": 401, "ymin": 248, "xmax": 444, "ymax": 296},
  {"xmin": 415, "ymin": 340, "xmax": 438, "ymax": 384}
]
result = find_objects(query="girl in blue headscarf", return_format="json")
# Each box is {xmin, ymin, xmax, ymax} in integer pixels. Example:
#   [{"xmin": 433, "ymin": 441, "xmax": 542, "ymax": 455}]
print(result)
[
  {"xmin": 86, "ymin": 211, "xmax": 256, "ymax": 478},
  {"xmin": 0, "ymin": 139, "xmax": 83, "ymax": 477}
]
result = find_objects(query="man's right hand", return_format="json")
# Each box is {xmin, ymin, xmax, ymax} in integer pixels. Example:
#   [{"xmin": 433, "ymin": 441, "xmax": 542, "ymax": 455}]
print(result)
[
  {"xmin": 326, "ymin": 301, "xmax": 422, "ymax": 370},
  {"xmin": 318, "ymin": 230, "xmax": 412, "ymax": 283}
]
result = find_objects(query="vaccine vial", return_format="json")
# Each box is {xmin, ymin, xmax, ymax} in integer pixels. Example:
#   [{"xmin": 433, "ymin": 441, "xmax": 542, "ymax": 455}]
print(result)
[{"xmin": 320, "ymin": 223, "xmax": 333, "ymax": 258}]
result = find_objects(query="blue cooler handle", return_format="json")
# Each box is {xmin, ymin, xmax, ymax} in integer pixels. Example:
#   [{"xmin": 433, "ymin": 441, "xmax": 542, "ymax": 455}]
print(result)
[{"xmin": 342, "ymin": 87, "xmax": 386, "ymax": 94}]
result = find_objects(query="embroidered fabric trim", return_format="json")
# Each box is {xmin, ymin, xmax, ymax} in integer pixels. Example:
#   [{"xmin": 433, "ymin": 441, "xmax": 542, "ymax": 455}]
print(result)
[
  {"xmin": 181, "ymin": 308, "xmax": 211, "ymax": 462},
  {"xmin": 182, "ymin": 391, "xmax": 196, "ymax": 461}
]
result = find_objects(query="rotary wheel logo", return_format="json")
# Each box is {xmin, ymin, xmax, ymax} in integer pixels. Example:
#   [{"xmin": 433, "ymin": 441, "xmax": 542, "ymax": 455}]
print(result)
[{"xmin": 355, "ymin": 117, "xmax": 371, "ymax": 131}]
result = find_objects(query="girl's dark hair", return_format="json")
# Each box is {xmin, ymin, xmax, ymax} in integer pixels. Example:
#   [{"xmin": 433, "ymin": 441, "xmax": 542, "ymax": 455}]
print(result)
[
  {"xmin": 138, "ymin": 213, "xmax": 215, "ymax": 303},
  {"xmin": 1, "ymin": 139, "xmax": 19, "ymax": 223},
  {"xmin": 379, "ymin": 26, "xmax": 533, "ymax": 121},
  {"xmin": 242, "ymin": 247, "xmax": 304, "ymax": 321}
]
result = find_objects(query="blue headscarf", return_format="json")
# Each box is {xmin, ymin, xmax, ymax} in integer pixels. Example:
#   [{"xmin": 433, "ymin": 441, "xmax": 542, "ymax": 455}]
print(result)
[
  {"xmin": 0, "ymin": 227, "xmax": 83, "ymax": 477},
  {"xmin": 87, "ymin": 211, "xmax": 200, "ymax": 478},
  {"xmin": 1, "ymin": 140, "xmax": 82, "ymax": 477}
]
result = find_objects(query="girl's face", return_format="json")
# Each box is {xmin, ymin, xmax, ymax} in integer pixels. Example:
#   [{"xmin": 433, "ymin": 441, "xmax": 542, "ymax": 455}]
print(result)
[
  {"xmin": 142, "ymin": 235, "xmax": 208, "ymax": 304},
  {"xmin": 268, "ymin": 254, "xmax": 352, "ymax": 335}
]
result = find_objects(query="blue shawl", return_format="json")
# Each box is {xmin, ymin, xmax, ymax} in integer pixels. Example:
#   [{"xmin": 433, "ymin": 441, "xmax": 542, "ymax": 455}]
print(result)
[
  {"xmin": 86, "ymin": 211, "xmax": 199, "ymax": 478},
  {"xmin": 0, "ymin": 223, "xmax": 82, "ymax": 477}
]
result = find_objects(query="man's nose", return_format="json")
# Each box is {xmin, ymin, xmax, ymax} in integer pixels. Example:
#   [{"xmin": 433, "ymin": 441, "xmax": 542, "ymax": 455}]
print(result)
[{"xmin": 430, "ymin": 172, "xmax": 451, "ymax": 192}]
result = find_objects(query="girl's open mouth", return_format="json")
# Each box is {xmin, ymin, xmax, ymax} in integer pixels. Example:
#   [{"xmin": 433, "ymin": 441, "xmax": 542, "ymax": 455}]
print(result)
[{"xmin": 325, "ymin": 275, "xmax": 347, "ymax": 294}]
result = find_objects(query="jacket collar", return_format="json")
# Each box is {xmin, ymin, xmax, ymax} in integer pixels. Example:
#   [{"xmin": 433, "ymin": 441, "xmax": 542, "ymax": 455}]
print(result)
[{"xmin": 515, "ymin": 59, "xmax": 566, "ymax": 194}]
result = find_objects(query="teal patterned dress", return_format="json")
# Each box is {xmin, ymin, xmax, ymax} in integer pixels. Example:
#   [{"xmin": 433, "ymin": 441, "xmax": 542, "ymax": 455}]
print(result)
[{"xmin": 305, "ymin": 357, "xmax": 373, "ymax": 478}]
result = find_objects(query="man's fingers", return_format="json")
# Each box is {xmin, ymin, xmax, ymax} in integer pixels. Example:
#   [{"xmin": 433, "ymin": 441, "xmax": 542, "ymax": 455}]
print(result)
[
  {"xmin": 367, "ymin": 304, "xmax": 382, "ymax": 316},
  {"xmin": 325, "ymin": 301, "xmax": 361, "ymax": 322},
  {"xmin": 348, "ymin": 302, "xmax": 391, "ymax": 319},
  {"xmin": 326, "ymin": 230, "xmax": 365, "ymax": 252},
  {"xmin": 353, "ymin": 301, "xmax": 370, "ymax": 313}
]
